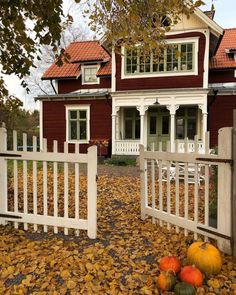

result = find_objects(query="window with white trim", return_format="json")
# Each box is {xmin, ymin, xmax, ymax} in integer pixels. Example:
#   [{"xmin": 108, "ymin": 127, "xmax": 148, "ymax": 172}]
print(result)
[
  {"xmin": 125, "ymin": 42, "xmax": 194, "ymax": 75},
  {"xmin": 82, "ymin": 65, "xmax": 99, "ymax": 84},
  {"xmin": 124, "ymin": 108, "xmax": 140, "ymax": 139},
  {"xmin": 66, "ymin": 106, "xmax": 90, "ymax": 143},
  {"xmin": 176, "ymin": 107, "xmax": 197, "ymax": 140}
]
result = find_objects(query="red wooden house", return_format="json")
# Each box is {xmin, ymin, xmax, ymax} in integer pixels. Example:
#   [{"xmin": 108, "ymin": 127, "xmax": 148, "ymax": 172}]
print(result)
[{"xmin": 38, "ymin": 7, "xmax": 236, "ymax": 155}]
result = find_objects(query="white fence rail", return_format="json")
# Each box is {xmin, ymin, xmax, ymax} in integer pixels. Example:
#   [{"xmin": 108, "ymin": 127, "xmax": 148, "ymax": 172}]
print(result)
[
  {"xmin": 140, "ymin": 128, "xmax": 232, "ymax": 254},
  {"xmin": 0, "ymin": 125, "xmax": 97, "ymax": 238}
]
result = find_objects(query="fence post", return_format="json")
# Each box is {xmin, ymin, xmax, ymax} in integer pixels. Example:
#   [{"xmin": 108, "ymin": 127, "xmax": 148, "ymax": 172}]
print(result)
[
  {"xmin": 217, "ymin": 127, "xmax": 233, "ymax": 254},
  {"xmin": 140, "ymin": 144, "xmax": 147, "ymax": 220},
  {"xmin": 0, "ymin": 123, "xmax": 7, "ymax": 225},
  {"xmin": 232, "ymin": 110, "xmax": 236, "ymax": 257},
  {"xmin": 87, "ymin": 145, "xmax": 97, "ymax": 239}
]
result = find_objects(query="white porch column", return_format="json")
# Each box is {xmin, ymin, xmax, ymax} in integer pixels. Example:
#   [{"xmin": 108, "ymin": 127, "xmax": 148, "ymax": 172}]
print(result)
[
  {"xmin": 111, "ymin": 106, "xmax": 120, "ymax": 155},
  {"xmin": 137, "ymin": 106, "xmax": 149, "ymax": 148},
  {"xmin": 167, "ymin": 105, "xmax": 179, "ymax": 152}
]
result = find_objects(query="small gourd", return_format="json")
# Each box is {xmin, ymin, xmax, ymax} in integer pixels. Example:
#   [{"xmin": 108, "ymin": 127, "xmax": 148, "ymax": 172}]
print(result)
[
  {"xmin": 159, "ymin": 256, "xmax": 181, "ymax": 273},
  {"xmin": 174, "ymin": 282, "xmax": 196, "ymax": 295},
  {"xmin": 157, "ymin": 271, "xmax": 176, "ymax": 291},
  {"xmin": 179, "ymin": 265, "xmax": 203, "ymax": 287},
  {"xmin": 187, "ymin": 242, "xmax": 222, "ymax": 276}
]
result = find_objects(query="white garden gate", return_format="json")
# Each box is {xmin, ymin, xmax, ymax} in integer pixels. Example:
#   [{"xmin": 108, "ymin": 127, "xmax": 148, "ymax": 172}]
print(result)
[
  {"xmin": 140, "ymin": 128, "xmax": 233, "ymax": 254},
  {"xmin": 0, "ymin": 124, "xmax": 97, "ymax": 238}
]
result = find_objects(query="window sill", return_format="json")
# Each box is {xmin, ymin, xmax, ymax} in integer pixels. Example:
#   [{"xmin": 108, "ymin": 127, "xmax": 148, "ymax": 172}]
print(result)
[
  {"xmin": 122, "ymin": 71, "xmax": 197, "ymax": 79},
  {"xmin": 82, "ymin": 81, "xmax": 100, "ymax": 85},
  {"xmin": 67, "ymin": 140, "xmax": 89, "ymax": 144}
]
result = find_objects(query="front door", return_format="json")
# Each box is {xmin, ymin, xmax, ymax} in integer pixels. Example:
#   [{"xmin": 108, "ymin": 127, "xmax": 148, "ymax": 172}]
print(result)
[{"xmin": 148, "ymin": 108, "xmax": 170, "ymax": 151}]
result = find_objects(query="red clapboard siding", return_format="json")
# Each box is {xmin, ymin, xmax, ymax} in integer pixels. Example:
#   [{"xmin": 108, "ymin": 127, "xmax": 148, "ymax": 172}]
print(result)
[
  {"xmin": 116, "ymin": 32, "xmax": 206, "ymax": 91},
  {"xmin": 209, "ymin": 70, "xmax": 236, "ymax": 83},
  {"xmin": 58, "ymin": 77, "xmax": 111, "ymax": 94},
  {"xmin": 42, "ymin": 99, "xmax": 112, "ymax": 154},
  {"xmin": 208, "ymin": 95, "xmax": 236, "ymax": 147}
]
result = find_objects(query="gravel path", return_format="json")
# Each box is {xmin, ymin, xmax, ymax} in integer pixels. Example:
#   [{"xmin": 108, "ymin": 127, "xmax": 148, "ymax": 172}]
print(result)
[{"xmin": 79, "ymin": 164, "xmax": 140, "ymax": 178}]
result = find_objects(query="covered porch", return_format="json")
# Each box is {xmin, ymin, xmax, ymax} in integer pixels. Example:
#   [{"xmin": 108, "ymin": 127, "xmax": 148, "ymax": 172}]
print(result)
[{"xmin": 111, "ymin": 90, "xmax": 208, "ymax": 155}]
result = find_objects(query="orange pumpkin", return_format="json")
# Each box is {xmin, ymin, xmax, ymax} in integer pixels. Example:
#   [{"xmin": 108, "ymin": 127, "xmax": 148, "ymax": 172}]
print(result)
[
  {"xmin": 187, "ymin": 242, "xmax": 222, "ymax": 276},
  {"xmin": 179, "ymin": 265, "xmax": 203, "ymax": 287},
  {"xmin": 159, "ymin": 256, "xmax": 181, "ymax": 274},
  {"xmin": 157, "ymin": 271, "xmax": 176, "ymax": 291}
]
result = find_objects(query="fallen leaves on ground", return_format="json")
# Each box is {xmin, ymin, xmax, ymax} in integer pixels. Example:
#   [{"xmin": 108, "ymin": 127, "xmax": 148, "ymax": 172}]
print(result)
[{"xmin": 0, "ymin": 172, "xmax": 236, "ymax": 294}]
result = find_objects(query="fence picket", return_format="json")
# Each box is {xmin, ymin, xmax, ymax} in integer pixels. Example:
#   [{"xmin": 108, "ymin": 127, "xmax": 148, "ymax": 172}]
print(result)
[
  {"xmin": 175, "ymin": 140, "xmax": 180, "ymax": 233},
  {"xmin": 43, "ymin": 138, "xmax": 48, "ymax": 232},
  {"xmin": 184, "ymin": 138, "xmax": 189, "ymax": 236},
  {"xmin": 167, "ymin": 161, "xmax": 171, "ymax": 230},
  {"xmin": 53, "ymin": 140, "xmax": 58, "ymax": 234},
  {"xmin": 75, "ymin": 143, "xmax": 80, "ymax": 236},
  {"xmin": 64, "ymin": 142, "xmax": 69, "ymax": 235},
  {"xmin": 23, "ymin": 133, "xmax": 28, "ymax": 230},
  {"xmin": 13, "ymin": 130, "xmax": 18, "ymax": 229},
  {"xmin": 87, "ymin": 146, "xmax": 97, "ymax": 239},
  {"xmin": 151, "ymin": 143, "xmax": 156, "ymax": 224},
  {"xmin": 33, "ymin": 136, "xmax": 38, "ymax": 232},
  {"xmin": 0, "ymin": 125, "xmax": 7, "ymax": 226}
]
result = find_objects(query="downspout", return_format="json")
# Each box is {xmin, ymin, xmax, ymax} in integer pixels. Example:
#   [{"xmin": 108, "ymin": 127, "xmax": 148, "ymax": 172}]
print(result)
[
  {"xmin": 207, "ymin": 88, "xmax": 218, "ymax": 132},
  {"xmin": 50, "ymin": 79, "xmax": 57, "ymax": 94}
]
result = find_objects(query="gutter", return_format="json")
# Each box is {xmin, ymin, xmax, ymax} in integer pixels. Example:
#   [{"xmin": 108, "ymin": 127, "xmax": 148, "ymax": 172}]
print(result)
[{"xmin": 36, "ymin": 90, "xmax": 111, "ymax": 101}]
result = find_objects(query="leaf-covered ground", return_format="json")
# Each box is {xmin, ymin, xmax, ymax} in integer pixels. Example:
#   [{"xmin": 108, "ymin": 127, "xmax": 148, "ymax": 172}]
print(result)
[{"xmin": 1, "ymin": 166, "xmax": 236, "ymax": 294}]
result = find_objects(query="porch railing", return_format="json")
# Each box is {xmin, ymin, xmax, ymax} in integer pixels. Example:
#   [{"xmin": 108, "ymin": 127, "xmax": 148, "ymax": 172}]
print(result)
[
  {"xmin": 115, "ymin": 140, "xmax": 140, "ymax": 155},
  {"xmin": 177, "ymin": 140, "xmax": 205, "ymax": 154},
  {"xmin": 114, "ymin": 139, "xmax": 207, "ymax": 155}
]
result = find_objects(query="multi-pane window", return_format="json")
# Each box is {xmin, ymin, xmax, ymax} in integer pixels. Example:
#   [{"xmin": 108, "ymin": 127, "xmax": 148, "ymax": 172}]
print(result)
[
  {"xmin": 67, "ymin": 106, "xmax": 90, "ymax": 142},
  {"xmin": 176, "ymin": 107, "xmax": 197, "ymax": 140},
  {"xmin": 83, "ymin": 67, "xmax": 98, "ymax": 83},
  {"xmin": 125, "ymin": 42, "xmax": 194, "ymax": 75},
  {"xmin": 124, "ymin": 108, "xmax": 140, "ymax": 139}
]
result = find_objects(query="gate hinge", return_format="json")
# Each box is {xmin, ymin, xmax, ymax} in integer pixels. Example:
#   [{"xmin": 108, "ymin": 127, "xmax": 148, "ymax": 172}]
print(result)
[
  {"xmin": 197, "ymin": 226, "xmax": 231, "ymax": 241},
  {"xmin": 0, "ymin": 213, "xmax": 22, "ymax": 219},
  {"xmin": 0, "ymin": 153, "xmax": 22, "ymax": 158}
]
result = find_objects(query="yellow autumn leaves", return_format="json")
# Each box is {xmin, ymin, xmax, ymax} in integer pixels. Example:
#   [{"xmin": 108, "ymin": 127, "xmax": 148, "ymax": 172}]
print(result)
[{"xmin": 0, "ymin": 173, "xmax": 236, "ymax": 294}]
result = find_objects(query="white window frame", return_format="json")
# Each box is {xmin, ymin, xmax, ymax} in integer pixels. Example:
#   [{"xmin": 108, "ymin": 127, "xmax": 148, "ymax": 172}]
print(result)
[
  {"xmin": 121, "ymin": 37, "xmax": 199, "ymax": 79},
  {"xmin": 66, "ymin": 105, "xmax": 90, "ymax": 144},
  {"xmin": 81, "ymin": 64, "xmax": 100, "ymax": 85}
]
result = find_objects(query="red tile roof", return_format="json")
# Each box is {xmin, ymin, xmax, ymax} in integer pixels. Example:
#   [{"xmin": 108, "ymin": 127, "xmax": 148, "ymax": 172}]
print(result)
[
  {"xmin": 42, "ymin": 63, "xmax": 80, "ymax": 80},
  {"xmin": 42, "ymin": 41, "xmax": 111, "ymax": 80},
  {"xmin": 97, "ymin": 59, "xmax": 112, "ymax": 76},
  {"xmin": 210, "ymin": 28, "xmax": 236, "ymax": 70},
  {"xmin": 68, "ymin": 41, "xmax": 110, "ymax": 63}
]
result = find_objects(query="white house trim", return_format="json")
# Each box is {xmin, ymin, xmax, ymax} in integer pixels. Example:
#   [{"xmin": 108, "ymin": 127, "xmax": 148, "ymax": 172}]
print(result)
[
  {"xmin": 65, "ymin": 104, "xmax": 91, "ymax": 144},
  {"xmin": 39, "ymin": 100, "xmax": 43, "ymax": 151},
  {"xmin": 121, "ymin": 37, "xmax": 199, "ymax": 80},
  {"xmin": 111, "ymin": 46, "xmax": 116, "ymax": 92},
  {"xmin": 209, "ymin": 82, "xmax": 236, "ymax": 88},
  {"xmin": 203, "ymin": 29, "xmax": 210, "ymax": 89},
  {"xmin": 194, "ymin": 7, "xmax": 224, "ymax": 37}
]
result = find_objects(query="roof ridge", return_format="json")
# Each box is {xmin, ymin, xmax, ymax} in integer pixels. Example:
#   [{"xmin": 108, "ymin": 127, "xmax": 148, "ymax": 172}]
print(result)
[
  {"xmin": 70, "ymin": 40, "xmax": 99, "ymax": 44},
  {"xmin": 224, "ymin": 28, "xmax": 236, "ymax": 31}
]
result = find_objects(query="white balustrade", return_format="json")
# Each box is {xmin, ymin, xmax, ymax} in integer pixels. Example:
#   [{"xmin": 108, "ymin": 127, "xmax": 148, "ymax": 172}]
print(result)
[{"xmin": 115, "ymin": 140, "xmax": 140, "ymax": 155}]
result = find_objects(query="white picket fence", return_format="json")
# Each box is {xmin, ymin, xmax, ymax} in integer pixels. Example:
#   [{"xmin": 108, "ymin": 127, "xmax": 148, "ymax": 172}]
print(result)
[
  {"xmin": 0, "ymin": 125, "xmax": 97, "ymax": 238},
  {"xmin": 140, "ymin": 128, "xmax": 232, "ymax": 254}
]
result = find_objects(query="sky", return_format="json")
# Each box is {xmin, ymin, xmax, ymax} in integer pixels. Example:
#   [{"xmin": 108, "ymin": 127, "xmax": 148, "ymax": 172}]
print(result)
[{"xmin": 3, "ymin": 0, "xmax": 236, "ymax": 111}]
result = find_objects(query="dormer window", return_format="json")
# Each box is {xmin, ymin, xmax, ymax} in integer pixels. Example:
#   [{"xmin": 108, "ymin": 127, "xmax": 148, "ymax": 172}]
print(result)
[{"xmin": 82, "ymin": 65, "xmax": 100, "ymax": 84}]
